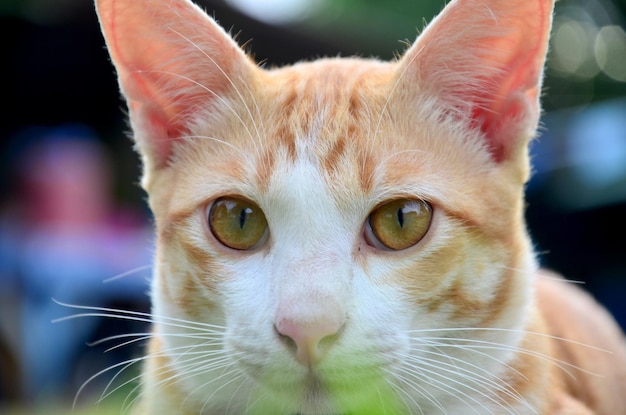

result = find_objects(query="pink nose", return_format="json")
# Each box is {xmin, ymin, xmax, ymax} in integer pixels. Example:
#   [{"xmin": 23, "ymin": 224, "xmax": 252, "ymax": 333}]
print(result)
[{"xmin": 275, "ymin": 317, "xmax": 342, "ymax": 366}]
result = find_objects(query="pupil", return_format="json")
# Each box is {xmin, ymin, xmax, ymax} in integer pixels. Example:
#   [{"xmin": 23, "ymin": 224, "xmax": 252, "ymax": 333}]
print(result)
[
  {"xmin": 397, "ymin": 208, "xmax": 404, "ymax": 228},
  {"xmin": 239, "ymin": 208, "xmax": 247, "ymax": 229}
]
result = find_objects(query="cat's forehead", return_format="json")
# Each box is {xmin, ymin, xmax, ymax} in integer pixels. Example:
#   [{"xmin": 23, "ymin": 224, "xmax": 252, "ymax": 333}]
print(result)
[
  {"xmin": 259, "ymin": 58, "xmax": 396, "ymax": 142},
  {"xmin": 244, "ymin": 62, "xmax": 479, "ymax": 197},
  {"xmin": 266, "ymin": 58, "xmax": 395, "ymax": 94},
  {"xmin": 186, "ymin": 59, "xmax": 398, "ymax": 191}
]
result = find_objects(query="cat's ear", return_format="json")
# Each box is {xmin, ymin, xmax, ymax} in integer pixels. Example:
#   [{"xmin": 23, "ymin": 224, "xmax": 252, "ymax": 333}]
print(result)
[
  {"xmin": 95, "ymin": 0, "xmax": 254, "ymax": 170},
  {"xmin": 398, "ymin": 0, "xmax": 554, "ymax": 163}
]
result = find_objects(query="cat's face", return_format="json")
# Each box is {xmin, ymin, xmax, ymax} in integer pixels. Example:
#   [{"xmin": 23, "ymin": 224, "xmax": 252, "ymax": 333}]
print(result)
[
  {"xmin": 151, "ymin": 61, "xmax": 533, "ymax": 413},
  {"xmin": 96, "ymin": 0, "xmax": 554, "ymax": 413}
]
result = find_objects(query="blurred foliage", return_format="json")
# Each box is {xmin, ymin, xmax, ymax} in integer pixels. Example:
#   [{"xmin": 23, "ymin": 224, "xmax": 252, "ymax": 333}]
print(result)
[{"xmin": 294, "ymin": 0, "xmax": 443, "ymax": 59}]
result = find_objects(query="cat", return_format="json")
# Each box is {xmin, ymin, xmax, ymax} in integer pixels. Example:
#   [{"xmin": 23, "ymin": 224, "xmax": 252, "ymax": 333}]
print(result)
[{"xmin": 93, "ymin": 0, "xmax": 626, "ymax": 413}]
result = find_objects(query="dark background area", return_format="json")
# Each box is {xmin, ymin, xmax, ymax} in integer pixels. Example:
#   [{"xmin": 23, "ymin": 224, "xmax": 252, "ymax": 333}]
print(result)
[{"xmin": 0, "ymin": 0, "xmax": 625, "ymax": 410}]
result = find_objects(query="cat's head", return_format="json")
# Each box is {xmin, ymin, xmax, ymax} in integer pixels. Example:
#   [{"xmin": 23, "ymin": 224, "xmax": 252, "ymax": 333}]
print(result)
[{"xmin": 96, "ymin": 0, "xmax": 554, "ymax": 412}]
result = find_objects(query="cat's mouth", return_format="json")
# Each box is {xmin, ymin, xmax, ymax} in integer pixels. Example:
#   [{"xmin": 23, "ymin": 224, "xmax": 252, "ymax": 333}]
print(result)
[{"xmin": 287, "ymin": 374, "xmax": 346, "ymax": 415}]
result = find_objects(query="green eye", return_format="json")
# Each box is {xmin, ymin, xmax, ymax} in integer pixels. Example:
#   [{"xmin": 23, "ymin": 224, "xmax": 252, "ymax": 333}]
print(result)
[
  {"xmin": 367, "ymin": 199, "xmax": 432, "ymax": 251},
  {"xmin": 208, "ymin": 197, "xmax": 268, "ymax": 250}
]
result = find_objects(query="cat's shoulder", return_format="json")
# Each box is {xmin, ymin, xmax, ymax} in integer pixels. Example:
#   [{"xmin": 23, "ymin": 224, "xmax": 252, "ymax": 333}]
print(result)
[
  {"xmin": 536, "ymin": 269, "xmax": 626, "ymax": 414},
  {"xmin": 536, "ymin": 269, "xmax": 624, "ymax": 341}
]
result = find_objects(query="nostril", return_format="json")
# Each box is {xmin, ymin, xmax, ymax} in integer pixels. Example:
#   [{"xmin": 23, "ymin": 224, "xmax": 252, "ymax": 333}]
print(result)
[
  {"xmin": 274, "ymin": 317, "xmax": 342, "ymax": 366},
  {"xmin": 274, "ymin": 324, "xmax": 297, "ymax": 351},
  {"xmin": 274, "ymin": 318, "xmax": 304, "ymax": 347}
]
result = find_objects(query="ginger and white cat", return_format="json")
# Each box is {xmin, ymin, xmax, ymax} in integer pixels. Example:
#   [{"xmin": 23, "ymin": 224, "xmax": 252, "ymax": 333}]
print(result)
[{"xmin": 94, "ymin": 0, "xmax": 626, "ymax": 413}]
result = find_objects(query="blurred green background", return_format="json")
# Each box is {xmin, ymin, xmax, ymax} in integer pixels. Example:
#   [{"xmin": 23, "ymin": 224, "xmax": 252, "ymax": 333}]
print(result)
[{"xmin": 1, "ymin": 0, "xmax": 625, "ymax": 412}]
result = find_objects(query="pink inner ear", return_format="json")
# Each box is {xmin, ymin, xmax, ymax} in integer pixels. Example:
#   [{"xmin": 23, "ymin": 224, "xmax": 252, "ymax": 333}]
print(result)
[
  {"xmin": 401, "ymin": 0, "xmax": 554, "ymax": 163},
  {"xmin": 122, "ymin": 67, "xmax": 188, "ymax": 164},
  {"xmin": 134, "ymin": 102, "xmax": 177, "ymax": 166},
  {"xmin": 472, "ymin": 29, "xmax": 547, "ymax": 162},
  {"xmin": 473, "ymin": 95, "xmax": 530, "ymax": 163},
  {"xmin": 472, "ymin": 82, "xmax": 541, "ymax": 163},
  {"xmin": 96, "ymin": 0, "xmax": 252, "ymax": 169}
]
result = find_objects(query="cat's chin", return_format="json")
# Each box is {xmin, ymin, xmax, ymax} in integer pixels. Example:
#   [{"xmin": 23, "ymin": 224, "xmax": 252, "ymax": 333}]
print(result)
[
  {"xmin": 263, "ymin": 374, "xmax": 342, "ymax": 415},
  {"xmin": 260, "ymin": 371, "xmax": 393, "ymax": 415}
]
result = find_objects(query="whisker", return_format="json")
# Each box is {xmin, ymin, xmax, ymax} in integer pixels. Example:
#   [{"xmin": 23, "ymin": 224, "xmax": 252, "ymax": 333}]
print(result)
[
  {"xmin": 417, "ymin": 335, "xmax": 601, "ymax": 379},
  {"xmin": 98, "ymin": 359, "xmax": 143, "ymax": 405},
  {"xmin": 495, "ymin": 264, "xmax": 588, "ymax": 286},
  {"xmin": 102, "ymin": 264, "xmax": 152, "ymax": 283},
  {"xmin": 110, "ymin": 346, "xmax": 233, "ymax": 413},
  {"xmin": 408, "ymin": 327, "xmax": 612, "ymax": 354},
  {"xmin": 383, "ymin": 367, "xmax": 444, "ymax": 414},
  {"xmin": 411, "ymin": 347, "xmax": 525, "ymax": 398},
  {"xmin": 81, "ymin": 340, "xmax": 218, "ymax": 407},
  {"xmin": 73, "ymin": 355, "xmax": 144, "ymax": 409},
  {"xmin": 404, "ymin": 350, "xmax": 533, "ymax": 413},
  {"xmin": 224, "ymin": 370, "xmax": 253, "ymax": 415},
  {"xmin": 537, "ymin": 273, "xmax": 587, "ymax": 285},
  {"xmin": 121, "ymin": 380, "xmax": 143, "ymax": 415},
  {"xmin": 177, "ymin": 357, "xmax": 243, "ymax": 411},
  {"xmin": 53, "ymin": 300, "xmax": 226, "ymax": 331},
  {"xmin": 199, "ymin": 371, "xmax": 248, "ymax": 415},
  {"xmin": 91, "ymin": 333, "xmax": 152, "ymax": 353},
  {"xmin": 92, "ymin": 332, "xmax": 222, "ymax": 355},
  {"xmin": 53, "ymin": 310, "xmax": 156, "ymax": 330},
  {"xmin": 409, "ymin": 333, "xmax": 529, "ymax": 383},
  {"xmin": 394, "ymin": 364, "xmax": 491, "ymax": 415}
]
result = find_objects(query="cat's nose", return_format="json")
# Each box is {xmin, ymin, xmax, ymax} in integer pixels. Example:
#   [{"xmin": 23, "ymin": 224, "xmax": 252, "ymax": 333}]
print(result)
[{"xmin": 275, "ymin": 317, "xmax": 342, "ymax": 366}]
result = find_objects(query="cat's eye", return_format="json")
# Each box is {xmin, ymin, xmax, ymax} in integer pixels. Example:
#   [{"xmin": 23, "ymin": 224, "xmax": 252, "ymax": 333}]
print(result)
[
  {"xmin": 208, "ymin": 197, "xmax": 269, "ymax": 250},
  {"xmin": 366, "ymin": 199, "xmax": 432, "ymax": 251}
]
